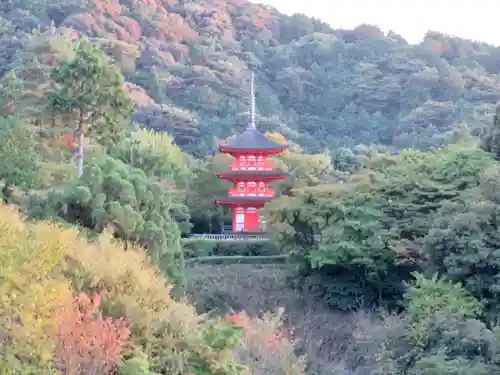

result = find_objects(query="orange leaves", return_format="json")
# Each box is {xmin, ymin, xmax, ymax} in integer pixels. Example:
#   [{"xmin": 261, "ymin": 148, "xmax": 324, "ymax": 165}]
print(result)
[
  {"xmin": 226, "ymin": 314, "xmax": 250, "ymax": 332},
  {"xmin": 227, "ymin": 311, "xmax": 306, "ymax": 375},
  {"xmin": 428, "ymin": 41, "xmax": 445, "ymax": 54},
  {"xmin": 119, "ymin": 17, "xmax": 142, "ymax": 42},
  {"xmin": 226, "ymin": 313, "xmax": 286, "ymax": 350},
  {"xmin": 63, "ymin": 131, "xmax": 77, "ymax": 151},
  {"xmin": 54, "ymin": 292, "xmax": 131, "ymax": 375},
  {"xmin": 0, "ymin": 206, "xmax": 249, "ymax": 374}
]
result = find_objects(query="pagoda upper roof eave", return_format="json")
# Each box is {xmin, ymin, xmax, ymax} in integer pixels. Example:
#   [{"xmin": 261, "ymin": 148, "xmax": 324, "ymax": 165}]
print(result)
[{"xmin": 218, "ymin": 145, "xmax": 288, "ymax": 155}]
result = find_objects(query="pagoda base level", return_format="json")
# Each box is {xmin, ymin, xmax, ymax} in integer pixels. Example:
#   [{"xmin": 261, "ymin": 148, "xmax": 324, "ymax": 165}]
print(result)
[{"xmin": 222, "ymin": 204, "xmax": 266, "ymax": 233}]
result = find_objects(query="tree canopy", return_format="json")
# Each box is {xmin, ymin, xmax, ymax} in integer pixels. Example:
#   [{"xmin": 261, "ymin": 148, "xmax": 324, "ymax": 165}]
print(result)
[{"xmin": 0, "ymin": 0, "xmax": 499, "ymax": 156}]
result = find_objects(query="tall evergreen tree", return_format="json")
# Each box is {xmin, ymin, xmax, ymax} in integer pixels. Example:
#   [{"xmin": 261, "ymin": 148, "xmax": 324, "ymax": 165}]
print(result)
[{"xmin": 49, "ymin": 38, "xmax": 133, "ymax": 177}]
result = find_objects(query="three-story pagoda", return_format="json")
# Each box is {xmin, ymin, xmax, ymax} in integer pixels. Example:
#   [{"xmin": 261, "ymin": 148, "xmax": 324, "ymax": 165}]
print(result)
[{"xmin": 215, "ymin": 74, "xmax": 288, "ymax": 232}]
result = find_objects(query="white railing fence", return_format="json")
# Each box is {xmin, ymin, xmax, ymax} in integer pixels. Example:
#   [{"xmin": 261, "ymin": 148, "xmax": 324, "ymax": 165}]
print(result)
[{"xmin": 185, "ymin": 233, "xmax": 269, "ymax": 242}]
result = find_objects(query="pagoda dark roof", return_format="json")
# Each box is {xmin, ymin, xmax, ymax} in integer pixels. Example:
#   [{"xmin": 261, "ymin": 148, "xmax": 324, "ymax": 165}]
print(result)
[
  {"xmin": 220, "ymin": 128, "xmax": 288, "ymax": 151},
  {"xmin": 214, "ymin": 196, "xmax": 273, "ymax": 203}
]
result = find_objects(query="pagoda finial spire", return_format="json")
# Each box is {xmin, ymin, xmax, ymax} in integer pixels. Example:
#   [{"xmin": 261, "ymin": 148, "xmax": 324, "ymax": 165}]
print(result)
[{"xmin": 248, "ymin": 72, "xmax": 256, "ymax": 130}]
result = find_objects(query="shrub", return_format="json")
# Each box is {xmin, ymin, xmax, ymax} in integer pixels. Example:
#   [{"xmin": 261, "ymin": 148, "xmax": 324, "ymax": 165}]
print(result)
[
  {"xmin": 0, "ymin": 116, "xmax": 41, "ymax": 199},
  {"xmin": 27, "ymin": 156, "xmax": 186, "ymax": 282},
  {"xmin": 0, "ymin": 204, "xmax": 247, "ymax": 375},
  {"xmin": 39, "ymin": 162, "xmax": 76, "ymax": 187},
  {"xmin": 54, "ymin": 292, "xmax": 131, "ymax": 375},
  {"xmin": 183, "ymin": 240, "xmax": 281, "ymax": 258},
  {"xmin": 228, "ymin": 310, "xmax": 307, "ymax": 375},
  {"xmin": 58, "ymin": 222, "xmax": 246, "ymax": 374},
  {"xmin": 0, "ymin": 205, "xmax": 72, "ymax": 373}
]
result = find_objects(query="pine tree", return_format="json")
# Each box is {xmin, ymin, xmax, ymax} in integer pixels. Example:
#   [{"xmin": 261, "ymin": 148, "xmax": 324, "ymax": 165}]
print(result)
[{"xmin": 49, "ymin": 38, "xmax": 133, "ymax": 176}]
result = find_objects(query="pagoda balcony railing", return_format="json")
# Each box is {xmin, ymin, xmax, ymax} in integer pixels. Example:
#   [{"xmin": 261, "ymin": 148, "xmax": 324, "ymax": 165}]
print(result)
[
  {"xmin": 230, "ymin": 161, "xmax": 274, "ymax": 171},
  {"xmin": 227, "ymin": 189, "xmax": 274, "ymax": 197}
]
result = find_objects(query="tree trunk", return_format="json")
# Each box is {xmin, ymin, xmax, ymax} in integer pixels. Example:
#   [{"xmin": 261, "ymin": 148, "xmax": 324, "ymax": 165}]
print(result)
[
  {"xmin": 75, "ymin": 110, "xmax": 84, "ymax": 178},
  {"xmin": 76, "ymin": 132, "xmax": 84, "ymax": 178},
  {"xmin": 1, "ymin": 183, "xmax": 13, "ymax": 203}
]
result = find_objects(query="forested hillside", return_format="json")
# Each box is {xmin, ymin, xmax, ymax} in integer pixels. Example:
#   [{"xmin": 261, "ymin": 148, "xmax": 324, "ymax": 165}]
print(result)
[
  {"xmin": 3, "ymin": 0, "xmax": 500, "ymax": 374},
  {"xmin": 1, "ymin": 0, "xmax": 500, "ymax": 156}
]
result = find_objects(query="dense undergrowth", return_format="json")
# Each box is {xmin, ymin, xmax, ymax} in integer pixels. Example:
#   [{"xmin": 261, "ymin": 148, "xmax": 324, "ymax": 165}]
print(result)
[{"xmin": 0, "ymin": 205, "xmax": 307, "ymax": 375}]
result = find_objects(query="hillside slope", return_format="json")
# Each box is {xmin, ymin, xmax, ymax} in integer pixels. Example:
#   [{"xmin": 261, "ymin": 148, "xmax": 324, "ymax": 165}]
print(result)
[
  {"xmin": 186, "ymin": 264, "xmax": 375, "ymax": 375},
  {"xmin": 1, "ymin": 0, "xmax": 500, "ymax": 155}
]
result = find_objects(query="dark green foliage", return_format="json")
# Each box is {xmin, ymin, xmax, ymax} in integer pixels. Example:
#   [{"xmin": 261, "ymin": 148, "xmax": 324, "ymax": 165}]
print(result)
[
  {"xmin": 26, "ymin": 156, "xmax": 185, "ymax": 281},
  {"xmin": 481, "ymin": 105, "xmax": 500, "ymax": 157},
  {"xmin": 108, "ymin": 129, "xmax": 194, "ymax": 191},
  {"xmin": 49, "ymin": 37, "xmax": 133, "ymax": 144},
  {"xmin": 271, "ymin": 188, "xmax": 417, "ymax": 311},
  {"xmin": 373, "ymin": 274, "xmax": 500, "ymax": 375},
  {"xmin": 1, "ymin": 0, "xmax": 499, "ymax": 156},
  {"xmin": 268, "ymin": 145, "xmax": 495, "ymax": 310},
  {"xmin": 182, "ymin": 240, "xmax": 280, "ymax": 258},
  {"xmin": 424, "ymin": 165, "xmax": 500, "ymax": 320},
  {"xmin": 0, "ymin": 116, "xmax": 40, "ymax": 199},
  {"xmin": 186, "ymin": 154, "xmax": 233, "ymax": 233},
  {"xmin": 119, "ymin": 352, "xmax": 154, "ymax": 375}
]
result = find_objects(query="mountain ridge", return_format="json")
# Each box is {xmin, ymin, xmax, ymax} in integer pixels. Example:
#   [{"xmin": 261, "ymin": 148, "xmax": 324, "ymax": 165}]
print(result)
[{"xmin": 1, "ymin": 0, "xmax": 499, "ymax": 156}]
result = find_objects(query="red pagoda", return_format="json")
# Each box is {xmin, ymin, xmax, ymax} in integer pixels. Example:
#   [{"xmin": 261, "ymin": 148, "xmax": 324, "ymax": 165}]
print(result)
[{"xmin": 215, "ymin": 74, "xmax": 288, "ymax": 233}]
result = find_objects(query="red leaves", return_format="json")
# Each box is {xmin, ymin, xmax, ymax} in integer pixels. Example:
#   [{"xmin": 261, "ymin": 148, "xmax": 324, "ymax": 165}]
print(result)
[
  {"xmin": 63, "ymin": 131, "xmax": 77, "ymax": 151},
  {"xmin": 54, "ymin": 292, "xmax": 131, "ymax": 375},
  {"xmin": 225, "ymin": 313, "xmax": 250, "ymax": 332},
  {"xmin": 119, "ymin": 17, "xmax": 142, "ymax": 42},
  {"xmin": 7, "ymin": 100, "xmax": 14, "ymax": 114},
  {"xmin": 226, "ymin": 313, "xmax": 283, "ymax": 348},
  {"xmin": 428, "ymin": 41, "xmax": 445, "ymax": 54}
]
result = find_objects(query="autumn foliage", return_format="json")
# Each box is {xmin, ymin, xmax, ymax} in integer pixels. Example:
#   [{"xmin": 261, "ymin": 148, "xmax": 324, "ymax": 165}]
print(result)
[
  {"xmin": 0, "ymin": 204, "xmax": 248, "ymax": 375},
  {"xmin": 0, "ymin": 205, "xmax": 72, "ymax": 373},
  {"xmin": 54, "ymin": 292, "xmax": 131, "ymax": 375},
  {"xmin": 227, "ymin": 311, "xmax": 306, "ymax": 375}
]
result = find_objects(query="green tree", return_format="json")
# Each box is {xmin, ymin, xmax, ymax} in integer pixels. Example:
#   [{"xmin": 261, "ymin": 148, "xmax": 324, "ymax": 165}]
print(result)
[
  {"xmin": 374, "ymin": 274, "xmax": 497, "ymax": 375},
  {"xmin": 7, "ymin": 32, "xmax": 75, "ymax": 129},
  {"xmin": 424, "ymin": 165, "xmax": 500, "ymax": 320},
  {"xmin": 111, "ymin": 129, "xmax": 194, "ymax": 191},
  {"xmin": 268, "ymin": 144, "xmax": 494, "ymax": 310},
  {"xmin": 49, "ymin": 38, "xmax": 134, "ymax": 176},
  {"xmin": 187, "ymin": 153, "xmax": 232, "ymax": 233},
  {"xmin": 0, "ymin": 71, "xmax": 21, "ymax": 117},
  {"xmin": 27, "ymin": 156, "xmax": 184, "ymax": 281},
  {"xmin": 405, "ymin": 273, "xmax": 480, "ymax": 323},
  {"xmin": 0, "ymin": 116, "xmax": 40, "ymax": 200},
  {"xmin": 450, "ymin": 121, "xmax": 472, "ymax": 144},
  {"xmin": 266, "ymin": 132, "xmax": 334, "ymax": 192},
  {"xmin": 481, "ymin": 105, "xmax": 500, "ymax": 157}
]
